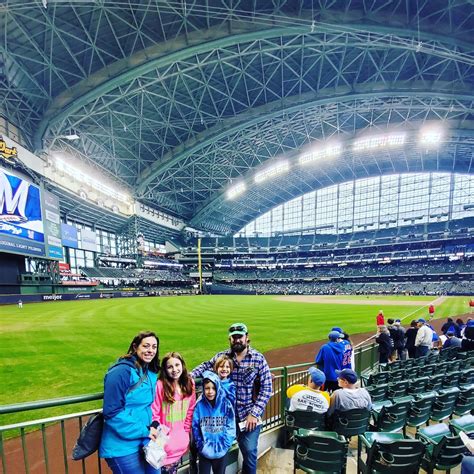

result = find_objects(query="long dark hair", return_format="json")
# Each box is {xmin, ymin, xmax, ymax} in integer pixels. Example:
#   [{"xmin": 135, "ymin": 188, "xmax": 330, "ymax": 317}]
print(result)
[
  {"xmin": 159, "ymin": 352, "xmax": 194, "ymax": 403},
  {"xmin": 123, "ymin": 330, "xmax": 160, "ymax": 373}
]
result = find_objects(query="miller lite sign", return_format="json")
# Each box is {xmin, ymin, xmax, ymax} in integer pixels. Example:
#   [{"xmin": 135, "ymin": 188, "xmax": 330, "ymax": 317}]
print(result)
[{"xmin": 0, "ymin": 138, "xmax": 18, "ymax": 164}]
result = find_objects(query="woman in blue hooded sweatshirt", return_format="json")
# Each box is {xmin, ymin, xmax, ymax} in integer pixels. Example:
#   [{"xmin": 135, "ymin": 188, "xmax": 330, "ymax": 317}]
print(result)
[
  {"xmin": 99, "ymin": 330, "xmax": 160, "ymax": 474},
  {"xmin": 192, "ymin": 370, "xmax": 236, "ymax": 474}
]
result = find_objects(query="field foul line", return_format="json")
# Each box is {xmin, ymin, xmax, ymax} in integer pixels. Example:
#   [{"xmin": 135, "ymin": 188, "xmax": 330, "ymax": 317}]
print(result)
[{"xmin": 354, "ymin": 296, "xmax": 447, "ymax": 349}]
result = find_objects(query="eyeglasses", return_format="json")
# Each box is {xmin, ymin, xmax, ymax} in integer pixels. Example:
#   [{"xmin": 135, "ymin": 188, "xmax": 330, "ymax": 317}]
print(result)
[{"xmin": 229, "ymin": 325, "xmax": 246, "ymax": 333}]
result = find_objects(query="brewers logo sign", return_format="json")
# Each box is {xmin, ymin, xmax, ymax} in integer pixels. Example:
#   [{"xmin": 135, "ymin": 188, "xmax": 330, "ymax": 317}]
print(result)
[{"xmin": 0, "ymin": 138, "xmax": 18, "ymax": 164}]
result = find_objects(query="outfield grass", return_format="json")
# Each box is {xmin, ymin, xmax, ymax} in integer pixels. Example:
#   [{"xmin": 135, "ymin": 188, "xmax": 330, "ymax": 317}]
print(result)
[{"xmin": 1, "ymin": 294, "xmax": 471, "ymax": 412}]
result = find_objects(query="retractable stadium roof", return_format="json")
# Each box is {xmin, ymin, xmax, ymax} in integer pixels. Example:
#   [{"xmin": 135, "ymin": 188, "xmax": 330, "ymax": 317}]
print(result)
[{"xmin": 2, "ymin": 0, "xmax": 473, "ymax": 235}]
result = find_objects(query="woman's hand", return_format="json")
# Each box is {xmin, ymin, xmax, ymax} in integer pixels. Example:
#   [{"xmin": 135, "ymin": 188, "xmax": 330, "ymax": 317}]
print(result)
[{"xmin": 149, "ymin": 426, "xmax": 158, "ymax": 441}]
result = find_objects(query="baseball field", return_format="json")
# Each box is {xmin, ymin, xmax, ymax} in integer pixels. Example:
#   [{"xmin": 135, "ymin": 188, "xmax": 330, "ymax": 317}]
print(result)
[{"xmin": 1, "ymin": 293, "xmax": 472, "ymax": 415}]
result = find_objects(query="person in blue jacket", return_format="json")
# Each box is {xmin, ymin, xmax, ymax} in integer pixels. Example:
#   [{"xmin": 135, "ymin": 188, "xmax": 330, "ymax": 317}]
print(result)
[
  {"xmin": 192, "ymin": 371, "xmax": 236, "ymax": 474},
  {"xmin": 315, "ymin": 331, "xmax": 345, "ymax": 392},
  {"xmin": 100, "ymin": 330, "xmax": 160, "ymax": 474}
]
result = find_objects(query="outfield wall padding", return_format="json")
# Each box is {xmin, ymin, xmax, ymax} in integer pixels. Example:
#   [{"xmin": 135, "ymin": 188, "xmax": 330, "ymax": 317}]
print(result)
[{"xmin": 0, "ymin": 290, "xmax": 156, "ymax": 304}]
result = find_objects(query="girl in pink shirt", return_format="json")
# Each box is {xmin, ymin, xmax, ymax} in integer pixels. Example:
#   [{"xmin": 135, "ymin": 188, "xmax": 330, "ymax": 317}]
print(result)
[{"xmin": 151, "ymin": 352, "xmax": 196, "ymax": 474}]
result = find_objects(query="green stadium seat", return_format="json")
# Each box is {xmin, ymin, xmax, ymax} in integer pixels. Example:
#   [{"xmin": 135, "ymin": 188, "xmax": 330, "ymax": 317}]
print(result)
[
  {"xmin": 430, "ymin": 387, "xmax": 460, "ymax": 423},
  {"xmin": 330, "ymin": 408, "xmax": 371, "ymax": 439},
  {"xmin": 404, "ymin": 366, "xmax": 418, "ymax": 380},
  {"xmin": 417, "ymin": 423, "xmax": 465, "ymax": 474},
  {"xmin": 358, "ymin": 432, "xmax": 425, "ymax": 474},
  {"xmin": 404, "ymin": 391, "xmax": 436, "ymax": 435},
  {"xmin": 388, "ymin": 369, "xmax": 405, "ymax": 383},
  {"xmin": 425, "ymin": 373, "xmax": 444, "ymax": 392},
  {"xmin": 371, "ymin": 396, "xmax": 412, "ymax": 433},
  {"xmin": 365, "ymin": 371, "xmax": 389, "ymax": 387},
  {"xmin": 449, "ymin": 414, "xmax": 474, "ymax": 435},
  {"xmin": 386, "ymin": 360, "xmax": 404, "ymax": 371},
  {"xmin": 419, "ymin": 364, "xmax": 437, "ymax": 376},
  {"xmin": 407, "ymin": 376, "xmax": 429, "ymax": 396},
  {"xmin": 442, "ymin": 371, "xmax": 461, "ymax": 389},
  {"xmin": 284, "ymin": 409, "xmax": 326, "ymax": 444},
  {"xmin": 387, "ymin": 380, "xmax": 409, "ymax": 399},
  {"xmin": 459, "ymin": 368, "xmax": 474, "ymax": 386},
  {"xmin": 293, "ymin": 429, "xmax": 348, "ymax": 473},
  {"xmin": 365, "ymin": 384, "xmax": 387, "ymax": 403},
  {"xmin": 452, "ymin": 383, "xmax": 474, "ymax": 416}
]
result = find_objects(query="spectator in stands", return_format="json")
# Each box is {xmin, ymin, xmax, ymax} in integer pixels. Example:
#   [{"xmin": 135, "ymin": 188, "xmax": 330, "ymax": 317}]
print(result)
[
  {"xmin": 286, "ymin": 367, "xmax": 330, "ymax": 413},
  {"xmin": 341, "ymin": 332, "xmax": 353, "ymax": 370},
  {"xmin": 376, "ymin": 310, "xmax": 384, "ymax": 327},
  {"xmin": 332, "ymin": 327, "xmax": 353, "ymax": 369},
  {"xmin": 151, "ymin": 352, "xmax": 196, "ymax": 474},
  {"xmin": 461, "ymin": 320, "xmax": 474, "ymax": 351},
  {"xmin": 99, "ymin": 331, "xmax": 160, "ymax": 474},
  {"xmin": 191, "ymin": 323, "xmax": 272, "ymax": 474},
  {"xmin": 456, "ymin": 318, "xmax": 466, "ymax": 337},
  {"xmin": 375, "ymin": 325, "xmax": 392, "ymax": 364},
  {"xmin": 427, "ymin": 322, "xmax": 441, "ymax": 349},
  {"xmin": 404, "ymin": 320, "xmax": 418, "ymax": 359},
  {"xmin": 387, "ymin": 319, "xmax": 399, "ymax": 360},
  {"xmin": 213, "ymin": 355, "xmax": 236, "ymax": 406},
  {"xmin": 393, "ymin": 320, "xmax": 406, "ymax": 360},
  {"xmin": 192, "ymin": 371, "xmax": 236, "ymax": 474},
  {"xmin": 315, "ymin": 331, "xmax": 345, "ymax": 392},
  {"xmin": 441, "ymin": 318, "xmax": 458, "ymax": 336},
  {"xmin": 414, "ymin": 318, "xmax": 433, "ymax": 357},
  {"xmin": 327, "ymin": 369, "xmax": 372, "ymax": 417},
  {"xmin": 443, "ymin": 330, "xmax": 462, "ymax": 349}
]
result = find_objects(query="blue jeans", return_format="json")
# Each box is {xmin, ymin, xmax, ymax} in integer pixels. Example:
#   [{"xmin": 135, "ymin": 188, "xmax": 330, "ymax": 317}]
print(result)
[
  {"xmin": 198, "ymin": 453, "xmax": 227, "ymax": 474},
  {"xmin": 461, "ymin": 455, "xmax": 474, "ymax": 474},
  {"xmin": 237, "ymin": 424, "xmax": 261, "ymax": 474},
  {"xmin": 416, "ymin": 345, "xmax": 429, "ymax": 358},
  {"xmin": 106, "ymin": 450, "xmax": 161, "ymax": 474}
]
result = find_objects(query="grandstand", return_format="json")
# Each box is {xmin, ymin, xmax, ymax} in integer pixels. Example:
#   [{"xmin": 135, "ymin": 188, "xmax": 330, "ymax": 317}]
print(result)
[{"xmin": 1, "ymin": 1, "xmax": 474, "ymax": 473}]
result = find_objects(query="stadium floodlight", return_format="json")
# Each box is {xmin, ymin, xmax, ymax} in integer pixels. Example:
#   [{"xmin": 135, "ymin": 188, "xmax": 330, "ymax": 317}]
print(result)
[
  {"xmin": 55, "ymin": 157, "xmax": 131, "ymax": 204},
  {"xmin": 352, "ymin": 133, "xmax": 406, "ymax": 152},
  {"xmin": 226, "ymin": 182, "xmax": 246, "ymax": 200},
  {"xmin": 63, "ymin": 133, "xmax": 80, "ymax": 140},
  {"xmin": 254, "ymin": 161, "xmax": 289, "ymax": 183},
  {"xmin": 299, "ymin": 143, "xmax": 342, "ymax": 165},
  {"xmin": 419, "ymin": 125, "xmax": 444, "ymax": 147},
  {"xmin": 56, "ymin": 133, "xmax": 80, "ymax": 141}
]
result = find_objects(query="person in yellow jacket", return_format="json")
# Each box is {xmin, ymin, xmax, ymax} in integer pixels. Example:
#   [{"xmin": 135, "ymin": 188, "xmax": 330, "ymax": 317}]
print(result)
[{"xmin": 286, "ymin": 367, "xmax": 330, "ymax": 413}]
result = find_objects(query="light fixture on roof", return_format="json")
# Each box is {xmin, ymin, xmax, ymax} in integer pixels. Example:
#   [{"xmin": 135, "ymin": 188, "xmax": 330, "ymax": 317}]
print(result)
[
  {"xmin": 299, "ymin": 143, "xmax": 342, "ymax": 165},
  {"xmin": 419, "ymin": 125, "xmax": 444, "ymax": 147},
  {"xmin": 352, "ymin": 133, "xmax": 406, "ymax": 152},
  {"xmin": 227, "ymin": 182, "xmax": 246, "ymax": 200},
  {"xmin": 57, "ymin": 133, "xmax": 80, "ymax": 141},
  {"xmin": 254, "ymin": 161, "xmax": 289, "ymax": 183}
]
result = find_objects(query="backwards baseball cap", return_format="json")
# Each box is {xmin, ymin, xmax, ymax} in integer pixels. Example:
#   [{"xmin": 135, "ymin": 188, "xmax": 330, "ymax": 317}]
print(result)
[
  {"xmin": 328, "ymin": 330, "xmax": 343, "ymax": 340},
  {"xmin": 417, "ymin": 318, "xmax": 426, "ymax": 323},
  {"xmin": 336, "ymin": 369, "xmax": 358, "ymax": 384},
  {"xmin": 229, "ymin": 323, "xmax": 248, "ymax": 336},
  {"xmin": 308, "ymin": 367, "xmax": 326, "ymax": 386},
  {"xmin": 331, "ymin": 327, "xmax": 343, "ymax": 333}
]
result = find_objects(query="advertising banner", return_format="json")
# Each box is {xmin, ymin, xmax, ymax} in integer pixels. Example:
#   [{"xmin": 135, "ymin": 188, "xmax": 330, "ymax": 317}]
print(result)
[
  {"xmin": 43, "ymin": 190, "xmax": 63, "ymax": 259},
  {"xmin": 81, "ymin": 228, "xmax": 97, "ymax": 252},
  {"xmin": 61, "ymin": 223, "xmax": 78, "ymax": 248},
  {"xmin": 0, "ymin": 167, "xmax": 46, "ymax": 257}
]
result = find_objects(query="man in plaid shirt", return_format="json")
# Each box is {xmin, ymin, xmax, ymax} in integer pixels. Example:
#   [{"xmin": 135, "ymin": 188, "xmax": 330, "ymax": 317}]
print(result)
[{"xmin": 191, "ymin": 322, "xmax": 272, "ymax": 474}]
